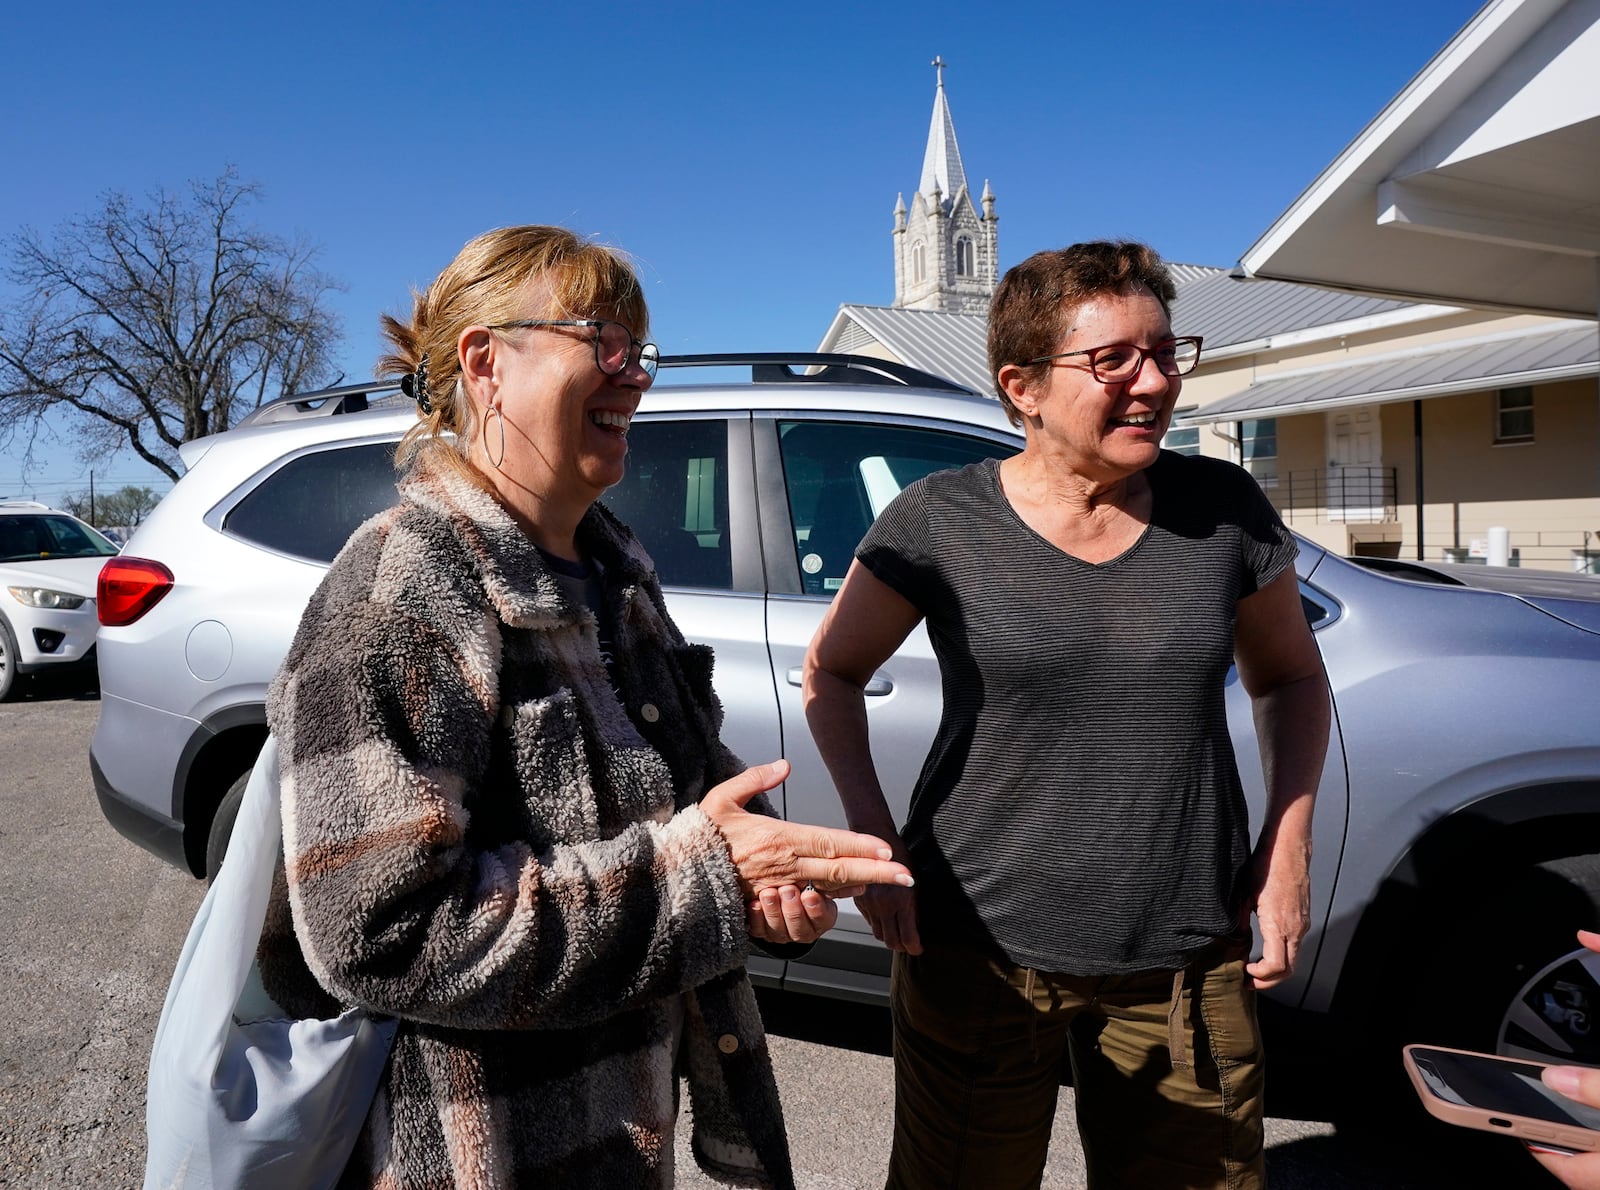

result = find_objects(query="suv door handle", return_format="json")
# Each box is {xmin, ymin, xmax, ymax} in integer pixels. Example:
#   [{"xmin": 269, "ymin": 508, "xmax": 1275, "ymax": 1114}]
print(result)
[{"xmin": 785, "ymin": 666, "xmax": 893, "ymax": 696}]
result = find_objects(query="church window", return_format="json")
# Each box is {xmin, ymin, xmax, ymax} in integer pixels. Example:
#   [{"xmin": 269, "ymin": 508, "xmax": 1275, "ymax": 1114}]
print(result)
[
  {"xmin": 912, "ymin": 241, "xmax": 926, "ymax": 284},
  {"xmin": 955, "ymin": 236, "xmax": 973, "ymax": 277}
]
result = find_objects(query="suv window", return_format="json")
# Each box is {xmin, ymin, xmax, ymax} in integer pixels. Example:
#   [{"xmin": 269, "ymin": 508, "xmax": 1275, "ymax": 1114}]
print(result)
[
  {"xmin": 776, "ymin": 420, "xmax": 1017, "ymax": 596},
  {"xmin": 224, "ymin": 442, "xmax": 401, "ymax": 564},
  {"xmin": 601, "ymin": 419, "xmax": 732, "ymax": 590}
]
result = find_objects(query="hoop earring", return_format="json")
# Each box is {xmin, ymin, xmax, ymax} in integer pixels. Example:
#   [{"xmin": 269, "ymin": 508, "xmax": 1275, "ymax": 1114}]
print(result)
[{"xmin": 483, "ymin": 406, "xmax": 506, "ymax": 471}]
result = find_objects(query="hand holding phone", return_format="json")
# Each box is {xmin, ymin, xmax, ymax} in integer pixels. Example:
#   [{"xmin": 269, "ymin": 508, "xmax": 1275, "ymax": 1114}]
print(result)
[{"xmin": 1404, "ymin": 1044, "xmax": 1600, "ymax": 1154}]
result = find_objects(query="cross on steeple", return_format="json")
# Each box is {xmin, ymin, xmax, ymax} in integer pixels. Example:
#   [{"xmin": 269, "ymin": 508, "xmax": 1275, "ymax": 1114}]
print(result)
[{"xmin": 932, "ymin": 55, "xmax": 946, "ymax": 88}]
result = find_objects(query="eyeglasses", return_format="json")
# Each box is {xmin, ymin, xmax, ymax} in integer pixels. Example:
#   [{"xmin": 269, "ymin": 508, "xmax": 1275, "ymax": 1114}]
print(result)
[
  {"xmin": 487, "ymin": 318, "xmax": 660, "ymax": 380},
  {"xmin": 1025, "ymin": 336, "xmax": 1203, "ymax": 383}
]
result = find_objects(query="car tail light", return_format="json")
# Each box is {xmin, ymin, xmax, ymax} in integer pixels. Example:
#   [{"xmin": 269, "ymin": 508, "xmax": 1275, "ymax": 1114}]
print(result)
[{"xmin": 98, "ymin": 557, "xmax": 175, "ymax": 626}]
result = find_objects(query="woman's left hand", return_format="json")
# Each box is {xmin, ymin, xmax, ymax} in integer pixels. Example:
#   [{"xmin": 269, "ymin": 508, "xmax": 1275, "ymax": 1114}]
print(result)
[
  {"xmin": 747, "ymin": 882, "xmax": 863, "ymax": 945},
  {"xmin": 1528, "ymin": 931, "xmax": 1600, "ymax": 1188},
  {"xmin": 1243, "ymin": 829, "xmax": 1312, "ymax": 989}
]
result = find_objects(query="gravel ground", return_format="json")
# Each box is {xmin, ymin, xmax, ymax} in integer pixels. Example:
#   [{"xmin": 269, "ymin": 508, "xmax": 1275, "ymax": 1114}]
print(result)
[{"xmin": 0, "ymin": 687, "xmax": 1547, "ymax": 1188}]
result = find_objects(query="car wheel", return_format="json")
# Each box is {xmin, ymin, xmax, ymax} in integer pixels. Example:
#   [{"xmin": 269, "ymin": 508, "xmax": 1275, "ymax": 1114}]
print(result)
[
  {"xmin": 0, "ymin": 616, "xmax": 19, "ymax": 702},
  {"xmin": 1408, "ymin": 855, "xmax": 1600, "ymax": 1060},
  {"xmin": 205, "ymin": 770, "xmax": 251, "ymax": 882},
  {"xmin": 1491, "ymin": 855, "xmax": 1600, "ymax": 1064},
  {"xmin": 1332, "ymin": 855, "xmax": 1600, "ymax": 1182}
]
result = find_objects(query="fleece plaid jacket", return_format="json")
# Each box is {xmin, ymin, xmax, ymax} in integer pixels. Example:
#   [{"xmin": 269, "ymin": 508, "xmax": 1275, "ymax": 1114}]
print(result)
[{"xmin": 257, "ymin": 456, "xmax": 796, "ymax": 1189}]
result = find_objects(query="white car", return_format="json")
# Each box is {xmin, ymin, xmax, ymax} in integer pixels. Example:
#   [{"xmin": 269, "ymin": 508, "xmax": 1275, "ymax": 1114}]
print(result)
[{"xmin": 0, "ymin": 500, "xmax": 119, "ymax": 699}]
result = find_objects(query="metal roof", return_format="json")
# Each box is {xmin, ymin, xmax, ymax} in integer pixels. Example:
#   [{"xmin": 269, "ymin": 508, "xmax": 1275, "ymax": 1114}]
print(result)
[
  {"xmin": 1177, "ymin": 321, "xmax": 1599, "ymax": 424},
  {"xmin": 1167, "ymin": 263, "xmax": 1226, "ymax": 286},
  {"xmin": 822, "ymin": 266, "xmax": 1439, "ymax": 395},
  {"xmin": 1171, "ymin": 270, "xmax": 1419, "ymax": 349},
  {"xmin": 825, "ymin": 304, "xmax": 996, "ymax": 395}
]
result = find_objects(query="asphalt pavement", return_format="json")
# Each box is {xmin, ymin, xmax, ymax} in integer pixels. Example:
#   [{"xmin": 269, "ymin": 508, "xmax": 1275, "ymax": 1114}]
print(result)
[{"xmin": 0, "ymin": 688, "xmax": 1546, "ymax": 1188}]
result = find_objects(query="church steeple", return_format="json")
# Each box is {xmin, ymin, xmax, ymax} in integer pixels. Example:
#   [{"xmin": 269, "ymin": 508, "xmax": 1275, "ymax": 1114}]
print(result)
[
  {"xmin": 919, "ymin": 56, "xmax": 969, "ymax": 206},
  {"xmin": 892, "ymin": 58, "xmax": 998, "ymax": 314}
]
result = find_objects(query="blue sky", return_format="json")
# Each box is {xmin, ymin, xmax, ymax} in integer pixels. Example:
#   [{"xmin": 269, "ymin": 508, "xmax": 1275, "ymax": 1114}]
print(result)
[{"xmin": 0, "ymin": 0, "xmax": 1485, "ymax": 504}]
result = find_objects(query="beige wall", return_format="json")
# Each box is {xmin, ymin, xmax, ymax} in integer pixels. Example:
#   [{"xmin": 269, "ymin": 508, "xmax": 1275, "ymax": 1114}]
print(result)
[
  {"xmin": 1257, "ymin": 380, "xmax": 1600, "ymax": 570},
  {"xmin": 1390, "ymin": 380, "xmax": 1600, "ymax": 569}
]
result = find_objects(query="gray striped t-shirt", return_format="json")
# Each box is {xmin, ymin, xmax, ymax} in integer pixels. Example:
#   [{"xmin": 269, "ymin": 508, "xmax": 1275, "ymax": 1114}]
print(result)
[{"xmin": 855, "ymin": 451, "xmax": 1297, "ymax": 974}]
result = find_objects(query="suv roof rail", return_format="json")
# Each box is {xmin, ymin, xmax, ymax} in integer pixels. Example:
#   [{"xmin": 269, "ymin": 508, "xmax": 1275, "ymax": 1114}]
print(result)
[
  {"xmin": 658, "ymin": 353, "xmax": 975, "ymax": 393},
  {"xmin": 230, "ymin": 354, "xmax": 974, "ymax": 431},
  {"xmin": 234, "ymin": 380, "xmax": 405, "ymax": 429}
]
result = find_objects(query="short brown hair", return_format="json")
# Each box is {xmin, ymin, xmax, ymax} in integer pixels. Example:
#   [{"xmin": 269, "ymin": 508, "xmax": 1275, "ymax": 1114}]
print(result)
[
  {"xmin": 986, "ymin": 241, "xmax": 1176, "ymax": 426},
  {"xmin": 379, "ymin": 225, "xmax": 649, "ymax": 479}
]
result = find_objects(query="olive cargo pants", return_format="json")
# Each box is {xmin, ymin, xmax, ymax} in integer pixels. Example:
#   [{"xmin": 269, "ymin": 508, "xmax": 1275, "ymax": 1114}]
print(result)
[{"xmin": 886, "ymin": 944, "xmax": 1266, "ymax": 1190}]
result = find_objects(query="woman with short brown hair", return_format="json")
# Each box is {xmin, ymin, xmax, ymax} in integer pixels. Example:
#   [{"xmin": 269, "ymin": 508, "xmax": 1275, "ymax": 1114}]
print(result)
[{"xmin": 805, "ymin": 240, "xmax": 1329, "ymax": 1189}]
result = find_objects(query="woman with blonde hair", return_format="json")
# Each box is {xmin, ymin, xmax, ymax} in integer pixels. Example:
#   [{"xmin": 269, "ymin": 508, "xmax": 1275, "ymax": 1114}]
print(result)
[{"xmin": 257, "ymin": 225, "xmax": 910, "ymax": 1188}]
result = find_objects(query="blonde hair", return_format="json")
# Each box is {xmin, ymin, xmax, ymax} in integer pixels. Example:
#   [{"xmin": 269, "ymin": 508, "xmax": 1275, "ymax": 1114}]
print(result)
[{"xmin": 379, "ymin": 225, "xmax": 650, "ymax": 480}]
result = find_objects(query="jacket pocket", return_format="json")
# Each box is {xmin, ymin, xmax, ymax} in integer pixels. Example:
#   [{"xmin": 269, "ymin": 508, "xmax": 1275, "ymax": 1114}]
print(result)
[{"xmin": 506, "ymin": 688, "xmax": 600, "ymax": 843}]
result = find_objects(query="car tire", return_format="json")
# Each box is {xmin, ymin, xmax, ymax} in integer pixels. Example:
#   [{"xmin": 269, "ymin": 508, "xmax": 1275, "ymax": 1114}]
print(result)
[
  {"xmin": 1402, "ymin": 856, "xmax": 1600, "ymax": 1055},
  {"xmin": 0, "ymin": 615, "xmax": 19, "ymax": 702},
  {"xmin": 1330, "ymin": 856, "xmax": 1600, "ymax": 1182},
  {"xmin": 205, "ymin": 770, "xmax": 251, "ymax": 882},
  {"xmin": 1483, "ymin": 856, "xmax": 1600, "ymax": 1061}
]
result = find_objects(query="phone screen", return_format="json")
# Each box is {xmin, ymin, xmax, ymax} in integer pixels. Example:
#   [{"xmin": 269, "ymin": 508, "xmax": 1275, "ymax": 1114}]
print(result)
[{"xmin": 1410, "ymin": 1048, "xmax": 1600, "ymax": 1131}]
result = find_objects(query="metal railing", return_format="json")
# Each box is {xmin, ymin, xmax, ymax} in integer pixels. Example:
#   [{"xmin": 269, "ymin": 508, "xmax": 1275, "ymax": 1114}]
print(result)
[
  {"xmin": 1443, "ymin": 533, "xmax": 1600, "ymax": 572},
  {"xmin": 1279, "ymin": 467, "xmax": 1398, "ymax": 525}
]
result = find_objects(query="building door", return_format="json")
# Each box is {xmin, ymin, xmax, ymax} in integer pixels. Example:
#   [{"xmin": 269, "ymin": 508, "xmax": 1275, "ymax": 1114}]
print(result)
[{"xmin": 1326, "ymin": 405, "xmax": 1384, "ymax": 523}]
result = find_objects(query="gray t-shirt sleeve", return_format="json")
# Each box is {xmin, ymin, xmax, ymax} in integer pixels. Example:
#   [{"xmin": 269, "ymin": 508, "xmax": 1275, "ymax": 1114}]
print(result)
[
  {"xmin": 854, "ymin": 482, "xmax": 937, "ymax": 612},
  {"xmin": 1230, "ymin": 466, "xmax": 1298, "ymax": 597}
]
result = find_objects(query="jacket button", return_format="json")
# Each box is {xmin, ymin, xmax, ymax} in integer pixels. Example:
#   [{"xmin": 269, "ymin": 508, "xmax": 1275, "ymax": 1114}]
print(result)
[
  {"xmin": 716, "ymin": 1033, "xmax": 739, "ymax": 1054},
  {"xmin": 640, "ymin": 702, "xmax": 660, "ymax": 723}
]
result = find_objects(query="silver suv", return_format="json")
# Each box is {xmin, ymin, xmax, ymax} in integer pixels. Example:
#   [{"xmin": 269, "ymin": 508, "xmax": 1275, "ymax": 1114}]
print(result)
[{"xmin": 92, "ymin": 356, "xmax": 1600, "ymax": 1086}]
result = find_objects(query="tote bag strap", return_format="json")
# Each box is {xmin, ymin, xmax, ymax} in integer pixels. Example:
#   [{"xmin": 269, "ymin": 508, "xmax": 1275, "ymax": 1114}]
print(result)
[{"xmin": 148, "ymin": 738, "xmax": 283, "ymax": 1067}]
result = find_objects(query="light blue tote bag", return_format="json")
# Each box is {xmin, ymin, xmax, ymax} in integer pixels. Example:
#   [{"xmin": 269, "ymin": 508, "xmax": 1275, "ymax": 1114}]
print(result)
[{"xmin": 143, "ymin": 737, "xmax": 398, "ymax": 1190}]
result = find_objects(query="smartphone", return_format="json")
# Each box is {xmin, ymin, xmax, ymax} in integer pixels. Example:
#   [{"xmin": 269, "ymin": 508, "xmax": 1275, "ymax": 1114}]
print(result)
[{"xmin": 1404, "ymin": 1044, "xmax": 1600, "ymax": 1153}]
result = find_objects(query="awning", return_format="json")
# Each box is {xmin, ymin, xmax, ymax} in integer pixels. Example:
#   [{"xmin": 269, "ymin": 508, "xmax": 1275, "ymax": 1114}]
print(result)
[
  {"xmin": 1178, "ymin": 321, "xmax": 1599, "ymax": 424},
  {"xmin": 1236, "ymin": 0, "xmax": 1600, "ymax": 319}
]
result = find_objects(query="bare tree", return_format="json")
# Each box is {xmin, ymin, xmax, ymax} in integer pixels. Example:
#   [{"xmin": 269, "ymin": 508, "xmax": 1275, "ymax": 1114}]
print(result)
[
  {"xmin": 0, "ymin": 168, "xmax": 343, "ymax": 482},
  {"xmin": 61, "ymin": 484, "xmax": 162, "ymax": 530}
]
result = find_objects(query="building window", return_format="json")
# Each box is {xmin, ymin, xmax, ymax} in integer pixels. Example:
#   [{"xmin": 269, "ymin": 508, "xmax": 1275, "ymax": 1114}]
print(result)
[
  {"xmin": 912, "ymin": 240, "xmax": 926, "ymax": 284},
  {"xmin": 1240, "ymin": 418, "xmax": 1278, "ymax": 486},
  {"xmin": 1495, "ymin": 386, "xmax": 1534, "ymax": 443},
  {"xmin": 1162, "ymin": 411, "xmax": 1200, "ymax": 457},
  {"xmin": 955, "ymin": 236, "xmax": 973, "ymax": 277}
]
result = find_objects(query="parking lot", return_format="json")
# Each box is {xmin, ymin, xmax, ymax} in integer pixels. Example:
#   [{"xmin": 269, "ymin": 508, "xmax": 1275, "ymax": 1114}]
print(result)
[{"xmin": 0, "ymin": 688, "xmax": 1547, "ymax": 1189}]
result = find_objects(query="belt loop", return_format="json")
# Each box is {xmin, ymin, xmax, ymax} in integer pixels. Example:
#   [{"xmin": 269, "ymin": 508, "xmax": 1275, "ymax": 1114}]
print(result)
[
  {"xmin": 1168, "ymin": 966, "xmax": 1190, "ymax": 1071},
  {"xmin": 1024, "ymin": 967, "xmax": 1039, "ymax": 1064}
]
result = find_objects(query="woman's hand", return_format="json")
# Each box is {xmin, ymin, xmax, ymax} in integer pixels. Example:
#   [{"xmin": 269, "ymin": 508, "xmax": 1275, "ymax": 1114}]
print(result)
[
  {"xmin": 856, "ymin": 839, "xmax": 923, "ymax": 955},
  {"xmin": 1242, "ymin": 827, "xmax": 1312, "ymax": 989},
  {"xmin": 747, "ymin": 883, "xmax": 856, "ymax": 945},
  {"xmin": 701, "ymin": 760, "xmax": 913, "ymax": 897},
  {"xmin": 1528, "ymin": 930, "xmax": 1600, "ymax": 1188}
]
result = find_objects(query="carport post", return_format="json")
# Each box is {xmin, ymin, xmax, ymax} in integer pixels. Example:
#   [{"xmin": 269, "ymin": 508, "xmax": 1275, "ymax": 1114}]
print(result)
[{"xmin": 1414, "ymin": 400, "xmax": 1425, "ymax": 562}]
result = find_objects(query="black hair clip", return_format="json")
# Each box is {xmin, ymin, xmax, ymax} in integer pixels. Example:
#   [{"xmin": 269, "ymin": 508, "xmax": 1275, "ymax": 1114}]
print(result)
[{"xmin": 400, "ymin": 351, "xmax": 433, "ymax": 414}]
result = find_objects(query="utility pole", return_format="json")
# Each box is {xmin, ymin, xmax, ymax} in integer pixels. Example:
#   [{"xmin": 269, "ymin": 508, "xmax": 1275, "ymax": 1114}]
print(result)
[{"xmin": 89, "ymin": 471, "xmax": 96, "ymax": 526}]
